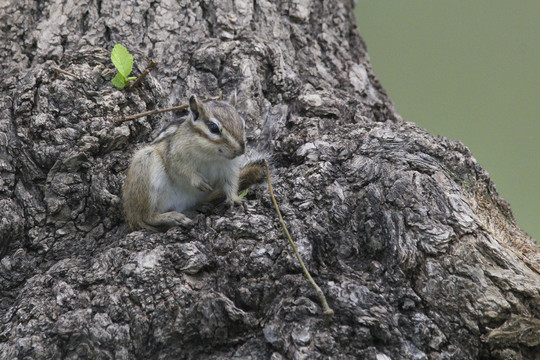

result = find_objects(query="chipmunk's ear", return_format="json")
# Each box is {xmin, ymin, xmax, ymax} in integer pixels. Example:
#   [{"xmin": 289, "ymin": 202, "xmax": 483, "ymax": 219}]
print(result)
[
  {"xmin": 228, "ymin": 91, "xmax": 237, "ymax": 107},
  {"xmin": 189, "ymin": 95, "xmax": 205, "ymax": 121}
]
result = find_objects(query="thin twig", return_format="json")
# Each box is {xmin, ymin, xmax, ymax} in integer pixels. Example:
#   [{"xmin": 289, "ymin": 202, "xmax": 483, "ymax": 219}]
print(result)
[
  {"xmin": 114, "ymin": 92, "xmax": 223, "ymax": 125},
  {"xmin": 115, "ymin": 104, "xmax": 189, "ymax": 125},
  {"xmin": 52, "ymin": 67, "xmax": 79, "ymax": 80},
  {"xmin": 264, "ymin": 160, "xmax": 334, "ymax": 323},
  {"xmin": 127, "ymin": 59, "xmax": 157, "ymax": 89}
]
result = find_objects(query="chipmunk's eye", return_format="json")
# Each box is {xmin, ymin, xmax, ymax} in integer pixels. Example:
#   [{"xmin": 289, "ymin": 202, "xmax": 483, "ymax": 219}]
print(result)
[{"xmin": 207, "ymin": 121, "xmax": 220, "ymax": 134}]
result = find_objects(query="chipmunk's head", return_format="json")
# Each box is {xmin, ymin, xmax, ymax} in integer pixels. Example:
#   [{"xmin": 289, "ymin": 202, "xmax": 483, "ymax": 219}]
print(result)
[{"xmin": 188, "ymin": 94, "xmax": 246, "ymax": 160}]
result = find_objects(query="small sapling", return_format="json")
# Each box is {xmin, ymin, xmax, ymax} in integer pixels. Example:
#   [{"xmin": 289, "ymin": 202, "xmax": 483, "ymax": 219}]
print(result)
[{"xmin": 111, "ymin": 44, "xmax": 137, "ymax": 89}]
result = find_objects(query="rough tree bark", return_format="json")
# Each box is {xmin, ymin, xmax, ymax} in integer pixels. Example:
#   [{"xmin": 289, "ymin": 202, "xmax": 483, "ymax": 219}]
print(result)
[{"xmin": 1, "ymin": 1, "xmax": 539, "ymax": 359}]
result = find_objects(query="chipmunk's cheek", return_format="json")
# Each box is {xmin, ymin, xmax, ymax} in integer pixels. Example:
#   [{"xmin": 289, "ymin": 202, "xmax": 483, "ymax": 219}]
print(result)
[{"xmin": 217, "ymin": 147, "xmax": 233, "ymax": 159}]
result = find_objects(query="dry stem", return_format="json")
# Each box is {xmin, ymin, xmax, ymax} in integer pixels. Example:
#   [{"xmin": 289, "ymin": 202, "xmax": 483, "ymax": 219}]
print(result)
[
  {"xmin": 264, "ymin": 160, "xmax": 334, "ymax": 323},
  {"xmin": 52, "ymin": 67, "xmax": 80, "ymax": 80},
  {"xmin": 127, "ymin": 59, "xmax": 157, "ymax": 89}
]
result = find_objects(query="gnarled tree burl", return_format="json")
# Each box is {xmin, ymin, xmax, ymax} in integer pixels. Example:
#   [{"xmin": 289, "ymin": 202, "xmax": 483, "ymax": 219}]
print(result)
[{"xmin": 1, "ymin": 1, "xmax": 539, "ymax": 359}]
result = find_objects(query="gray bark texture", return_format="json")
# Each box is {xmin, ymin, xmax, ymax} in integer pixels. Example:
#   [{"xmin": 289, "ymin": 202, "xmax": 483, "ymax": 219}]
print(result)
[{"xmin": 1, "ymin": 0, "xmax": 540, "ymax": 359}]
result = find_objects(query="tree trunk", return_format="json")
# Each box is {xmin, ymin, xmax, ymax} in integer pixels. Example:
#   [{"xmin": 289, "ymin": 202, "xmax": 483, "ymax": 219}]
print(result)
[{"xmin": 1, "ymin": 1, "xmax": 539, "ymax": 359}]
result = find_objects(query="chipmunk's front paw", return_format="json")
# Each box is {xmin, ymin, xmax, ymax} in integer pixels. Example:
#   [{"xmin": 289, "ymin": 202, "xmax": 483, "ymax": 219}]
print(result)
[
  {"xmin": 225, "ymin": 195, "xmax": 245, "ymax": 212},
  {"xmin": 228, "ymin": 194, "xmax": 243, "ymax": 203},
  {"xmin": 192, "ymin": 173, "xmax": 213, "ymax": 192}
]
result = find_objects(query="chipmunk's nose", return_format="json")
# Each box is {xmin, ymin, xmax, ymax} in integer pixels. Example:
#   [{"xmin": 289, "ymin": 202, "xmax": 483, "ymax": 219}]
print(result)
[{"xmin": 229, "ymin": 140, "xmax": 245, "ymax": 158}]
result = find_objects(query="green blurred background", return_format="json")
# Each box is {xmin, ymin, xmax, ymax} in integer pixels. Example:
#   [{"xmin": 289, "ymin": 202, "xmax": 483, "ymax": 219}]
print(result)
[{"xmin": 355, "ymin": 2, "xmax": 539, "ymax": 241}]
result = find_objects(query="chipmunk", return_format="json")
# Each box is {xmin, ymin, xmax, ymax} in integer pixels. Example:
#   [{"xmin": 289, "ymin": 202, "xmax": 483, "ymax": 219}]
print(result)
[{"xmin": 122, "ymin": 94, "xmax": 265, "ymax": 231}]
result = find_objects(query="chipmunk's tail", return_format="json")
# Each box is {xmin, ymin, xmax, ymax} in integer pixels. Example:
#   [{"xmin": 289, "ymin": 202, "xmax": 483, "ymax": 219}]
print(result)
[{"xmin": 239, "ymin": 151, "xmax": 269, "ymax": 191}]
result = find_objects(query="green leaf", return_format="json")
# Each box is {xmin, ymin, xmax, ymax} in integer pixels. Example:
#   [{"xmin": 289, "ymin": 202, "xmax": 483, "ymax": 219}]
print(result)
[
  {"xmin": 238, "ymin": 189, "xmax": 248, "ymax": 198},
  {"xmin": 111, "ymin": 72, "xmax": 127, "ymax": 89},
  {"xmin": 111, "ymin": 44, "xmax": 133, "ymax": 77}
]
